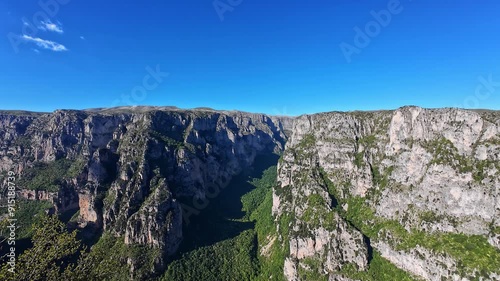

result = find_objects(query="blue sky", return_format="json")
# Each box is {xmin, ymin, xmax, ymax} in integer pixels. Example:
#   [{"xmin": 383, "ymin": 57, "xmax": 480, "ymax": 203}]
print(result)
[{"xmin": 1, "ymin": 0, "xmax": 499, "ymax": 115}]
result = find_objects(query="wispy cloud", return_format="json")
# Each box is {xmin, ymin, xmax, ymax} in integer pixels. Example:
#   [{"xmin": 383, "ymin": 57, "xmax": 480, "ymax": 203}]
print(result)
[
  {"xmin": 80, "ymin": 36, "xmax": 85, "ymax": 40},
  {"xmin": 38, "ymin": 20, "xmax": 63, "ymax": 34},
  {"xmin": 21, "ymin": 35, "xmax": 68, "ymax": 52}
]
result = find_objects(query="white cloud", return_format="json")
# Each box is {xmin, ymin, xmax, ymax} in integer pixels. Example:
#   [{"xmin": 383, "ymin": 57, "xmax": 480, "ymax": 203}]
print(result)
[
  {"xmin": 80, "ymin": 36, "xmax": 85, "ymax": 40},
  {"xmin": 38, "ymin": 20, "xmax": 63, "ymax": 34},
  {"xmin": 21, "ymin": 35, "xmax": 68, "ymax": 52},
  {"xmin": 33, "ymin": 49, "xmax": 40, "ymax": 53}
]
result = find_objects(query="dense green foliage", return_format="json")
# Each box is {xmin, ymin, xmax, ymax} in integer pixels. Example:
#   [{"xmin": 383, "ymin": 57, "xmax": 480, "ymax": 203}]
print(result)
[
  {"xmin": 301, "ymin": 194, "xmax": 336, "ymax": 231},
  {"xmin": 162, "ymin": 165, "xmax": 286, "ymax": 281},
  {"xmin": 150, "ymin": 130, "xmax": 195, "ymax": 152},
  {"xmin": 14, "ymin": 199, "xmax": 53, "ymax": 239},
  {"xmin": 400, "ymin": 231, "xmax": 500, "ymax": 278},
  {"xmin": 0, "ymin": 214, "xmax": 162, "ymax": 281},
  {"xmin": 358, "ymin": 135, "xmax": 377, "ymax": 148},
  {"xmin": 420, "ymin": 137, "xmax": 500, "ymax": 184},
  {"xmin": 250, "ymin": 170, "xmax": 290, "ymax": 281},
  {"xmin": 77, "ymin": 232, "xmax": 163, "ymax": 281},
  {"xmin": 338, "ymin": 195, "xmax": 500, "ymax": 278},
  {"xmin": 0, "ymin": 199, "xmax": 52, "ymax": 239},
  {"xmin": 162, "ymin": 230, "xmax": 259, "ymax": 281},
  {"xmin": 354, "ymin": 152, "xmax": 364, "ymax": 168},
  {"xmin": 297, "ymin": 257, "xmax": 328, "ymax": 281},
  {"xmin": 242, "ymin": 167, "xmax": 278, "ymax": 217},
  {"xmin": 18, "ymin": 159, "xmax": 86, "ymax": 191},
  {"xmin": 340, "ymin": 252, "xmax": 418, "ymax": 281},
  {"xmin": 2, "ymin": 158, "xmax": 285, "ymax": 281},
  {"xmin": 318, "ymin": 160, "xmax": 500, "ymax": 279},
  {"xmin": 4, "ymin": 146, "xmax": 496, "ymax": 280},
  {"xmin": 0, "ymin": 215, "xmax": 84, "ymax": 281}
]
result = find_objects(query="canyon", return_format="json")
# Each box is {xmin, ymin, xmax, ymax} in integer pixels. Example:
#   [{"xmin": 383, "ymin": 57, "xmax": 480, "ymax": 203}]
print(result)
[{"xmin": 0, "ymin": 106, "xmax": 498, "ymax": 280}]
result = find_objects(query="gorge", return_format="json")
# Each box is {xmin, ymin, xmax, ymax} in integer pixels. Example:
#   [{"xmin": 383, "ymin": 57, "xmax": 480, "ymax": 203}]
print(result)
[{"xmin": 0, "ymin": 106, "xmax": 498, "ymax": 281}]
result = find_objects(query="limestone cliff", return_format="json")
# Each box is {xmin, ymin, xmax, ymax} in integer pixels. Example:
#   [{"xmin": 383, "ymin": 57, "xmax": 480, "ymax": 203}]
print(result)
[
  {"xmin": 0, "ymin": 106, "xmax": 292, "ymax": 275},
  {"xmin": 2, "ymin": 106, "xmax": 499, "ymax": 281},
  {"xmin": 274, "ymin": 107, "xmax": 499, "ymax": 281}
]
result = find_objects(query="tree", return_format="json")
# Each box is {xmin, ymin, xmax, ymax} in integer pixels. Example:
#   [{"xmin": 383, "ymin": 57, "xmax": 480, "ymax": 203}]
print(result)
[{"xmin": 0, "ymin": 215, "xmax": 84, "ymax": 281}]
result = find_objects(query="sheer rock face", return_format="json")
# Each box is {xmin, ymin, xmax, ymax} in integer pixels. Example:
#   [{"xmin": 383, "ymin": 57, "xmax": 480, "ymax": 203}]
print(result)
[
  {"xmin": 3, "ymin": 106, "xmax": 500, "ymax": 280},
  {"xmin": 274, "ymin": 107, "xmax": 500, "ymax": 281},
  {"xmin": 0, "ymin": 108, "xmax": 293, "ymax": 267}
]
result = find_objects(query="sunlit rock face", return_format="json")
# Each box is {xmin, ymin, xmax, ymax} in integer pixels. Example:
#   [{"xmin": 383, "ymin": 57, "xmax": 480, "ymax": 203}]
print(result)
[
  {"xmin": 274, "ymin": 107, "xmax": 499, "ymax": 281},
  {"xmin": 2, "ymin": 106, "xmax": 499, "ymax": 280},
  {"xmin": 0, "ymin": 107, "xmax": 293, "ymax": 271}
]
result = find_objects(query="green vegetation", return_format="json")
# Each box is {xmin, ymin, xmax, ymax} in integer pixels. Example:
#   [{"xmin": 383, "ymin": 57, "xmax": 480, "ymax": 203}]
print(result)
[
  {"xmin": 298, "ymin": 134, "xmax": 316, "ymax": 148},
  {"xmin": 162, "ymin": 165, "xmax": 288, "ymax": 281},
  {"xmin": 79, "ymin": 232, "xmax": 131, "ymax": 280},
  {"xmin": 354, "ymin": 152, "xmax": 364, "ymax": 168},
  {"xmin": 103, "ymin": 188, "xmax": 117, "ymax": 207},
  {"xmin": 472, "ymin": 159, "xmax": 498, "ymax": 183},
  {"xmin": 320, "ymin": 168, "xmax": 500, "ymax": 279},
  {"xmin": 293, "ymin": 134, "xmax": 316, "ymax": 159},
  {"xmin": 15, "ymin": 199, "xmax": 53, "ymax": 239},
  {"xmin": 287, "ymin": 133, "xmax": 317, "ymax": 162},
  {"xmin": 13, "ymin": 135, "xmax": 32, "ymax": 147},
  {"xmin": 69, "ymin": 210, "xmax": 81, "ymax": 223},
  {"xmin": 150, "ymin": 130, "xmax": 195, "ymax": 152},
  {"xmin": 70, "ymin": 229, "xmax": 161, "ymax": 280},
  {"xmin": 340, "ymin": 196, "xmax": 408, "ymax": 240},
  {"xmin": 0, "ymin": 199, "xmax": 53, "ymax": 239},
  {"xmin": 399, "ymin": 232, "xmax": 500, "ymax": 278},
  {"xmin": 318, "ymin": 167, "xmax": 341, "ymax": 201},
  {"xmin": 67, "ymin": 157, "xmax": 87, "ymax": 178},
  {"xmin": 491, "ymin": 225, "xmax": 500, "ymax": 235},
  {"xmin": 0, "ymin": 215, "xmax": 84, "ymax": 281},
  {"xmin": 423, "ymin": 137, "xmax": 472, "ymax": 173},
  {"xmin": 162, "ymin": 230, "xmax": 259, "ymax": 281},
  {"xmin": 340, "ymin": 251, "xmax": 418, "ymax": 281},
  {"xmin": 418, "ymin": 210, "xmax": 441, "ymax": 223},
  {"xmin": 301, "ymin": 194, "xmax": 336, "ymax": 231},
  {"xmin": 19, "ymin": 158, "xmax": 86, "ymax": 191},
  {"xmin": 242, "ymin": 167, "xmax": 278, "ymax": 218},
  {"xmin": 249, "ymin": 168, "xmax": 291, "ymax": 280},
  {"xmin": 150, "ymin": 130, "xmax": 184, "ymax": 148},
  {"xmin": 336, "ymin": 194, "xmax": 500, "ymax": 278},
  {"xmin": 371, "ymin": 165, "xmax": 394, "ymax": 190},
  {"xmin": 5, "ymin": 145, "xmax": 496, "ymax": 280},
  {"xmin": 359, "ymin": 135, "xmax": 377, "ymax": 148},
  {"xmin": 298, "ymin": 257, "xmax": 328, "ymax": 281},
  {"xmin": 0, "ymin": 213, "xmax": 162, "ymax": 281},
  {"xmin": 422, "ymin": 137, "xmax": 499, "ymax": 184}
]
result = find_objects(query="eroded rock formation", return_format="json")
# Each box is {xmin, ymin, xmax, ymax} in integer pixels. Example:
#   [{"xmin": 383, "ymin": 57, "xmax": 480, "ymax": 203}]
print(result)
[
  {"xmin": 274, "ymin": 107, "xmax": 499, "ymax": 280},
  {"xmin": 0, "ymin": 107, "xmax": 292, "ymax": 272}
]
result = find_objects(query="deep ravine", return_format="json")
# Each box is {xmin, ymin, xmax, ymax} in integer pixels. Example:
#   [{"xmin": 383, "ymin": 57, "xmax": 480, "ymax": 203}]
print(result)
[{"xmin": 1, "ymin": 106, "xmax": 499, "ymax": 281}]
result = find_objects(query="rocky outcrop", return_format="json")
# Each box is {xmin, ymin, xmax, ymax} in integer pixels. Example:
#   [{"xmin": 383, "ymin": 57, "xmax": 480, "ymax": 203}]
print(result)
[
  {"xmin": 0, "ymin": 107, "xmax": 293, "ymax": 275},
  {"xmin": 274, "ymin": 107, "xmax": 500, "ymax": 281},
  {"xmin": 2, "ymin": 105, "xmax": 499, "ymax": 280},
  {"xmin": 17, "ymin": 185, "xmax": 79, "ymax": 214}
]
